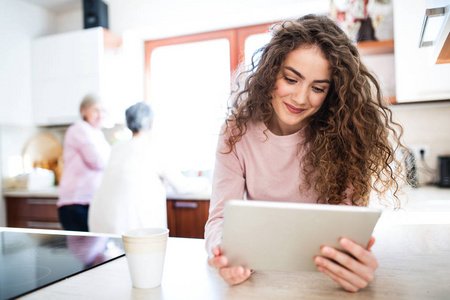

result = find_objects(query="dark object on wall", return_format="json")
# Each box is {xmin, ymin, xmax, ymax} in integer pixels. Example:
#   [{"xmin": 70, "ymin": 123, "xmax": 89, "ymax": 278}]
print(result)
[
  {"xmin": 357, "ymin": 17, "xmax": 377, "ymax": 42},
  {"xmin": 438, "ymin": 156, "xmax": 450, "ymax": 187},
  {"xmin": 83, "ymin": 0, "xmax": 109, "ymax": 29}
]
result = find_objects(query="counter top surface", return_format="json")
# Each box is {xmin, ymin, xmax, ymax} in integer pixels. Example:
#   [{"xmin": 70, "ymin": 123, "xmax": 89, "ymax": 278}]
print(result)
[
  {"xmin": 165, "ymin": 192, "xmax": 210, "ymax": 200},
  {"xmin": 2, "ymin": 187, "xmax": 59, "ymax": 198},
  {"xmin": 11, "ymin": 222, "xmax": 450, "ymax": 300},
  {"xmin": 4, "ymin": 184, "xmax": 450, "ymax": 201},
  {"xmin": 3, "ymin": 187, "xmax": 210, "ymax": 201}
]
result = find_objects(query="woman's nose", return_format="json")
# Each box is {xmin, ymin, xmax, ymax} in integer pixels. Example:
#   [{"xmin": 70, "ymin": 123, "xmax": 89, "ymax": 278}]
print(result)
[{"xmin": 292, "ymin": 86, "xmax": 308, "ymax": 105}]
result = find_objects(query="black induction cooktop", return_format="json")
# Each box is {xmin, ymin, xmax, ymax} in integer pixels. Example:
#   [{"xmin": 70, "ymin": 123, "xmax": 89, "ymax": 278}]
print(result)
[{"xmin": 0, "ymin": 229, "xmax": 125, "ymax": 300}]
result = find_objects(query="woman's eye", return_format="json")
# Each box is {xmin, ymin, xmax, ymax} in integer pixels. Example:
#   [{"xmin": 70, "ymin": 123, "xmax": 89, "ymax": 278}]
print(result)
[
  {"xmin": 284, "ymin": 77, "xmax": 297, "ymax": 84},
  {"xmin": 312, "ymin": 86, "xmax": 325, "ymax": 93}
]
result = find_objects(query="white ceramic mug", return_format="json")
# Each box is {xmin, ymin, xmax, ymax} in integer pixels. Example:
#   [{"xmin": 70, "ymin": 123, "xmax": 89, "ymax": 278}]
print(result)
[{"xmin": 122, "ymin": 227, "xmax": 169, "ymax": 289}]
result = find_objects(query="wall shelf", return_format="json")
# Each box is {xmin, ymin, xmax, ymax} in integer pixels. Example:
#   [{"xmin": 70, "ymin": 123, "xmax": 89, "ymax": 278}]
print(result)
[{"xmin": 357, "ymin": 39, "xmax": 394, "ymax": 55}]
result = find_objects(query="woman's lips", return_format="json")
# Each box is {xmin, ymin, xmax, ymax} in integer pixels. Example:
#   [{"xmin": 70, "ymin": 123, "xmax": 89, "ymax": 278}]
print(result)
[{"xmin": 284, "ymin": 102, "xmax": 305, "ymax": 114}]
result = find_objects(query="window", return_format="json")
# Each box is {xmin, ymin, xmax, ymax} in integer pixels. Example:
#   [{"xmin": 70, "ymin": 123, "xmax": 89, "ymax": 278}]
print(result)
[
  {"xmin": 244, "ymin": 32, "xmax": 272, "ymax": 66},
  {"xmin": 145, "ymin": 23, "xmax": 275, "ymax": 172},
  {"xmin": 149, "ymin": 39, "xmax": 230, "ymax": 171}
]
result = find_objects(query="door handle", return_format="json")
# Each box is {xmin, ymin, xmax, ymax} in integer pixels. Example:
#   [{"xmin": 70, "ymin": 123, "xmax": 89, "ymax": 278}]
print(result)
[
  {"xmin": 28, "ymin": 198, "xmax": 58, "ymax": 205},
  {"xmin": 173, "ymin": 202, "xmax": 198, "ymax": 209},
  {"xmin": 419, "ymin": 6, "xmax": 446, "ymax": 47}
]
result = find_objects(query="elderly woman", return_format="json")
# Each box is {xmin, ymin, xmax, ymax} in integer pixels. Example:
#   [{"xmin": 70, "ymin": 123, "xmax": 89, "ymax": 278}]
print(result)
[
  {"xmin": 57, "ymin": 94, "xmax": 111, "ymax": 231},
  {"xmin": 88, "ymin": 102, "xmax": 167, "ymax": 234}
]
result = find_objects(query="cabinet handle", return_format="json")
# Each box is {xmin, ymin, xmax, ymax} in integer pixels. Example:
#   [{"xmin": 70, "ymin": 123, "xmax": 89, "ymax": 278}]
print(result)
[
  {"xmin": 419, "ymin": 6, "xmax": 446, "ymax": 47},
  {"xmin": 27, "ymin": 198, "xmax": 58, "ymax": 205},
  {"xmin": 174, "ymin": 202, "xmax": 198, "ymax": 209}
]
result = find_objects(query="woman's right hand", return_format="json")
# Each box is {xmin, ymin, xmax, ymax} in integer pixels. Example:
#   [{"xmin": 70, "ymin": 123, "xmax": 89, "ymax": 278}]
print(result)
[{"xmin": 207, "ymin": 246, "xmax": 252, "ymax": 285}]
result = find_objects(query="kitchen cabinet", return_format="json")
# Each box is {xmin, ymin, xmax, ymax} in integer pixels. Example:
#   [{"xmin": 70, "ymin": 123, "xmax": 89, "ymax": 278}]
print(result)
[
  {"xmin": 166, "ymin": 199, "xmax": 209, "ymax": 239},
  {"xmin": 417, "ymin": 0, "xmax": 450, "ymax": 64},
  {"xmin": 393, "ymin": 0, "xmax": 450, "ymax": 103},
  {"xmin": 31, "ymin": 27, "xmax": 125, "ymax": 126},
  {"xmin": 5, "ymin": 196, "xmax": 62, "ymax": 230}
]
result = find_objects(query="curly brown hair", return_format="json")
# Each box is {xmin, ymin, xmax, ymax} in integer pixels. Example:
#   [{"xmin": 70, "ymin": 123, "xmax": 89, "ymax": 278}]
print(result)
[{"xmin": 224, "ymin": 14, "xmax": 406, "ymax": 207}]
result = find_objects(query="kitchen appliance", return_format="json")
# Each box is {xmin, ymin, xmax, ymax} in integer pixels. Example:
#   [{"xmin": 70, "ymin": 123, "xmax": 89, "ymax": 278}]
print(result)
[
  {"xmin": 438, "ymin": 156, "xmax": 450, "ymax": 187},
  {"xmin": 0, "ymin": 229, "xmax": 124, "ymax": 300}
]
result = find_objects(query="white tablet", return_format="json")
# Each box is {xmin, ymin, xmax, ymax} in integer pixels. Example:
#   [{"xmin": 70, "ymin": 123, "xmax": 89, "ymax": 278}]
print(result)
[{"xmin": 221, "ymin": 200, "xmax": 381, "ymax": 272}]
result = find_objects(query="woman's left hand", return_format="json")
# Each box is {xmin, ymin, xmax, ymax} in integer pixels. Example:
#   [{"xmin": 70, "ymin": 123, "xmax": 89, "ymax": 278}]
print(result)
[{"xmin": 314, "ymin": 237, "xmax": 378, "ymax": 293}]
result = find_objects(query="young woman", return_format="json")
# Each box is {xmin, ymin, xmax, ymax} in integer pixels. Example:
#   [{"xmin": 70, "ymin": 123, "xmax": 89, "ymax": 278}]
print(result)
[
  {"xmin": 57, "ymin": 94, "xmax": 111, "ymax": 231},
  {"xmin": 205, "ymin": 14, "xmax": 405, "ymax": 292}
]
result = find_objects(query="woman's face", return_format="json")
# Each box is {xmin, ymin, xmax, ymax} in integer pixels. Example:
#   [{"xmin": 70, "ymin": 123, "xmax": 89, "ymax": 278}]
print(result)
[
  {"xmin": 82, "ymin": 103, "xmax": 104, "ymax": 129},
  {"xmin": 269, "ymin": 46, "xmax": 331, "ymax": 136}
]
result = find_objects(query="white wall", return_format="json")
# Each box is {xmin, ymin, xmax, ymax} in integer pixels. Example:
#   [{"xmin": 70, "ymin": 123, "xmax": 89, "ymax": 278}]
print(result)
[
  {"xmin": 54, "ymin": 9, "xmax": 83, "ymax": 34},
  {"xmin": 0, "ymin": 0, "xmax": 56, "ymax": 126},
  {"xmin": 107, "ymin": 0, "xmax": 330, "ymax": 37},
  {"xmin": 362, "ymin": 53, "xmax": 396, "ymax": 98},
  {"xmin": 391, "ymin": 102, "xmax": 450, "ymax": 185},
  {"xmin": 0, "ymin": 0, "xmax": 57, "ymax": 226}
]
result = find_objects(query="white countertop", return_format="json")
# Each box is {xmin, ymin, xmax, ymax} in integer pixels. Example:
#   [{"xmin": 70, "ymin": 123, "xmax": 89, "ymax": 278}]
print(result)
[
  {"xmin": 3, "ymin": 184, "xmax": 449, "ymax": 205},
  {"xmin": 2, "ymin": 186, "xmax": 59, "ymax": 198},
  {"xmin": 9, "ymin": 224, "xmax": 450, "ymax": 300},
  {"xmin": 165, "ymin": 191, "xmax": 210, "ymax": 200},
  {"xmin": 2, "ymin": 186, "xmax": 450, "ymax": 299},
  {"xmin": 370, "ymin": 185, "xmax": 450, "ymax": 228}
]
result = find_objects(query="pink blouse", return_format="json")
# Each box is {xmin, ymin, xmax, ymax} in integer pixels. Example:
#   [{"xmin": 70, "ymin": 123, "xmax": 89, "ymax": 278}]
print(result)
[
  {"xmin": 205, "ymin": 122, "xmax": 353, "ymax": 256},
  {"xmin": 57, "ymin": 120, "xmax": 110, "ymax": 207}
]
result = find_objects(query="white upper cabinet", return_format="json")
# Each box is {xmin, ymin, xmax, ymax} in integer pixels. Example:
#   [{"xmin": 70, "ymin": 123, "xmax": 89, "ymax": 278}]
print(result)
[
  {"xmin": 393, "ymin": 0, "xmax": 450, "ymax": 103},
  {"xmin": 32, "ymin": 27, "xmax": 124, "ymax": 126}
]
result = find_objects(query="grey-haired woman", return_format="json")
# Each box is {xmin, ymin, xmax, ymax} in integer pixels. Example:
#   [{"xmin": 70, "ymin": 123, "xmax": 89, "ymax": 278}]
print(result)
[{"xmin": 88, "ymin": 102, "xmax": 167, "ymax": 234}]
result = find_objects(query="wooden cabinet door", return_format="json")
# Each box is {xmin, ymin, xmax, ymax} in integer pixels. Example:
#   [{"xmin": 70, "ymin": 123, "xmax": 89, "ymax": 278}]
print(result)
[
  {"xmin": 6, "ymin": 197, "xmax": 62, "ymax": 230},
  {"xmin": 166, "ymin": 200, "xmax": 210, "ymax": 239}
]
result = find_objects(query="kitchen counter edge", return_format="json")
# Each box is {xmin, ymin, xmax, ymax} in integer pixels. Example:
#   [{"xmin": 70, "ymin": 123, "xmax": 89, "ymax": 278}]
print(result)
[{"xmin": 2, "ymin": 187, "xmax": 211, "ymax": 201}]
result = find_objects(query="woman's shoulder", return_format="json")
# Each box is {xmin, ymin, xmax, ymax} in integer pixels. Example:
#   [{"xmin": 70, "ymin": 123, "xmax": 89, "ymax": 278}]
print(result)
[
  {"xmin": 65, "ymin": 120, "xmax": 106, "ymax": 145},
  {"xmin": 111, "ymin": 137, "xmax": 143, "ymax": 151},
  {"xmin": 218, "ymin": 120, "xmax": 266, "ymax": 154},
  {"xmin": 67, "ymin": 120, "xmax": 92, "ymax": 134},
  {"xmin": 65, "ymin": 120, "xmax": 85, "ymax": 138},
  {"xmin": 220, "ymin": 119, "xmax": 262, "ymax": 137}
]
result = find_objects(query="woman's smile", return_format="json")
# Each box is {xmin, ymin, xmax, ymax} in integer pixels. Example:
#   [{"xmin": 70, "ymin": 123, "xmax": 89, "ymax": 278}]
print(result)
[
  {"xmin": 284, "ymin": 102, "xmax": 305, "ymax": 114},
  {"xmin": 269, "ymin": 45, "xmax": 331, "ymax": 136}
]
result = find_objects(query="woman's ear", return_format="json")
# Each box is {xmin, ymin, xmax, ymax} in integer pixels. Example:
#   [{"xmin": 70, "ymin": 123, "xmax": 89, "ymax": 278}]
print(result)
[{"xmin": 80, "ymin": 108, "xmax": 87, "ymax": 120}]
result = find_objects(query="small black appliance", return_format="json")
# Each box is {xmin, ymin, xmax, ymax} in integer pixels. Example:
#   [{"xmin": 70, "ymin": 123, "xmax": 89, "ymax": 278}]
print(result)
[
  {"xmin": 438, "ymin": 156, "xmax": 450, "ymax": 187},
  {"xmin": 83, "ymin": 0, "xmax": 109, "ymax": 29}
]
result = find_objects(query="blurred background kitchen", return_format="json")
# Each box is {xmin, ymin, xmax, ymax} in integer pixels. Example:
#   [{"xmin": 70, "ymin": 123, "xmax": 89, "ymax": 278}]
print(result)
[{"xmin": 1, "ymin": 0, "xmax": 450, "ymax": 234}]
